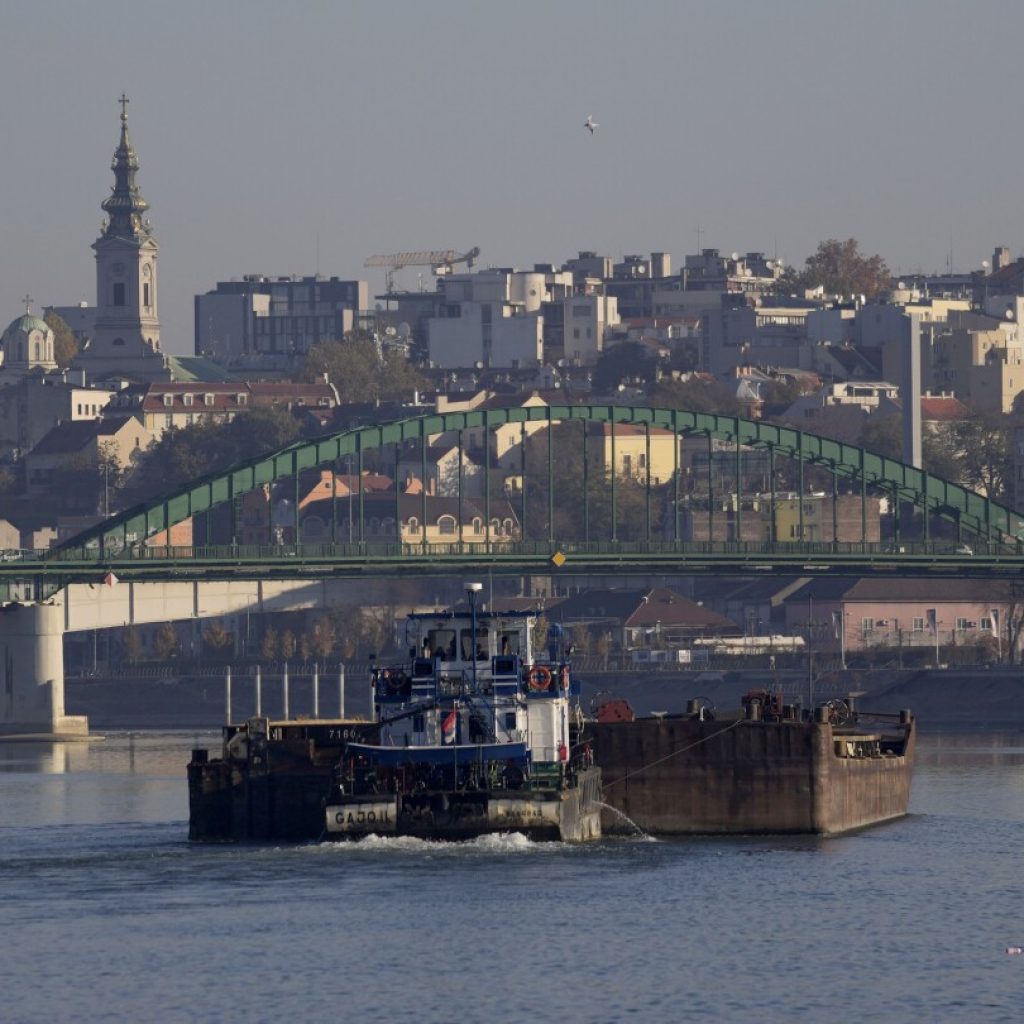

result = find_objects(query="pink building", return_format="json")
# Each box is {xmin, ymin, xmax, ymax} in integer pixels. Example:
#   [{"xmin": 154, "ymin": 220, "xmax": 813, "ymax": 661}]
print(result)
[{"xmin": 785, "ymin": 579, "xmax": 1011, "ymax": 656}]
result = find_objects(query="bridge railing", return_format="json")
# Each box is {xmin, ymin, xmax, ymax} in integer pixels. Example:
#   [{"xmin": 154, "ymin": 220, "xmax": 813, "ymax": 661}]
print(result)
[{"xmin": 31, "ymin": 537, "xmax": 1012, "ymax": 563}]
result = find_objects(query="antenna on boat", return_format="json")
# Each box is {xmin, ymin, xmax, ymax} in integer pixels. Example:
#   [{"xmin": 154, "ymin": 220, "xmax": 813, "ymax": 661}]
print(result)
[{"xmin": 466, "ymin": 582, "xmax": 483, "ymax": 693}]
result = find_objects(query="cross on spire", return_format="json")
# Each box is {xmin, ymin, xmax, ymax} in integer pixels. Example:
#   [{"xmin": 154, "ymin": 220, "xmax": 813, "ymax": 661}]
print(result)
[
  {"xmin": 22, "ymin": 293, "xmax": 32, "ymax": 314},
  {"xmin": 119, "ymin": 92, "xmax": 130, "ymax": 122}
]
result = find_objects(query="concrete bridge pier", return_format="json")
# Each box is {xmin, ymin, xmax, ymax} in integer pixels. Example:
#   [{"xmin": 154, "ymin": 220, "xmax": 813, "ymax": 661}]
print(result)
[{"xmin": 0, "ymin": 602, "xmax": 88, "ymax": 739}]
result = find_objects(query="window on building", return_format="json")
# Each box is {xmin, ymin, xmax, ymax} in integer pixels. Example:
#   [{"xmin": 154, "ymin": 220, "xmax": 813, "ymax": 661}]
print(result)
[
  {"xmin": 472, "ymin": 517, "xmax": 483, "ymax": 535},
  {"xmin": 237, "ymin": 394, "xmax": 247, "ymax": 406},
  {"xmin": 912, "ymin": 617, "xmax": 924, "ymax": 632},
  {"xmin": 623, "ymin": 454, "xmax": 632, "ymax": 474},
  {"xmin": 162, "ymin": 394, "xmax": 173, "ymax": 407},
  {"xmin": 183, "ymin": 394, "xmax": 194, "ymax": 407},
  {"xmin": 113, "ymin": 283, "xmax": 126, "ymax": 306},
  {"xmin": 143, "ymin": 283, "xmax": 151, "ymax": 308},
  {"xmin": 861, "ymin": 618, "xmax": 874, "ymax": 635},
  {"xmin": 408, "ymin": 517, "xmax": 419, "ymax": 535},
  {"xmin": 438, "ymin": 515, "xmax": 456, "ymax": 535},
  {"xmin": 981, "ymin": 617, "xmax": 993, "ymax": 632},
  {"xmin": 204, "ymin": 393, "xmax": 215, "ymax": 406},
  {"xmin": 113, "ymin": 337, "xmax": 125, "ymax": 347},
  {"xmin": 638, "ymin": 453, "xmax": 647, "ymax": 469},
  {"xmin": 955, "ymin": 617, "xmax": 970, "ymax": 631}
]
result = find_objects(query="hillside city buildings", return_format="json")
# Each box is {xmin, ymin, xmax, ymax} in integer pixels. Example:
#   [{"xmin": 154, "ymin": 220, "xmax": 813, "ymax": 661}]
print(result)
[{"xmin": 6, "ymin": 96, "xmax": 1024, "ymax": 664}]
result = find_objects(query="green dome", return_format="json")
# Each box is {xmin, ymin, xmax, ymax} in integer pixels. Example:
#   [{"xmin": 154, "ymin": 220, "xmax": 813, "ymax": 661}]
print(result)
[{"xmin": 6, "ymin": 314, "xmax": 50, "ymax": 337}]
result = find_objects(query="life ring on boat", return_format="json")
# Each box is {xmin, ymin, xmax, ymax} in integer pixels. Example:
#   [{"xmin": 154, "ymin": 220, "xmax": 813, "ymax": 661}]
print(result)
[{"xmin": 526, "ymin": 665, "xmax": 553, "ymax": 692}]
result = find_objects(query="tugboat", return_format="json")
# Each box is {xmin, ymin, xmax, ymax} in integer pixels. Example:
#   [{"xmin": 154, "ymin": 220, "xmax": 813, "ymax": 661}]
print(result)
[{"xmin": 323, "ymin": 588, "xmax": 602, "ymax": 842}]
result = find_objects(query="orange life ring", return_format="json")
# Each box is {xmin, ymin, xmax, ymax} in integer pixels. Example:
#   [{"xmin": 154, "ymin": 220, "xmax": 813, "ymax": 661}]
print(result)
[{"xmin": 527, "ymin": 665, "xmax": 553, "ymax": 692}]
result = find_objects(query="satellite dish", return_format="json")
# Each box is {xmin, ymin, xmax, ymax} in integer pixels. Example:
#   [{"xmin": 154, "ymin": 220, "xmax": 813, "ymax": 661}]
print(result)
[
  {"xmin": 897, "ymin": 281, "xmax": 906, "ymax": 290},
  {"xmin": 731, "ymin": 252, "xmax": 739, "ymax": 261},
  {"xmin": 1006, "ymin": 307, "xmax": 1014, "ymax": 321},
  {"xmin": 982, "ymin": 260, "xmax": 990, "ymax": 270}
]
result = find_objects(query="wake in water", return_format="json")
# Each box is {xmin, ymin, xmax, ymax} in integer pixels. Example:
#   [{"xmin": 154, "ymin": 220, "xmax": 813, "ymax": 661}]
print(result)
[{"xmin": 311, "ymin": 831, "xmax": 561, "ymax": 856}]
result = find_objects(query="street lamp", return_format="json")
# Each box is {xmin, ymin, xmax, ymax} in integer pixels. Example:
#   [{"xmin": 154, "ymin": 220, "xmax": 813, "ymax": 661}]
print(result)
[{"xmin": 466, "ymin": 582, "xmax": 483, "ymax": 691}]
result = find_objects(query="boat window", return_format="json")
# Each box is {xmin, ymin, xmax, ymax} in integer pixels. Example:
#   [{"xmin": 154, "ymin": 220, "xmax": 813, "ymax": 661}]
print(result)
[
  {"xmin": 426, "ymin": 629, "xmax": 457, "ymax": 659},
  {"xmin": 499, "ymin": 630, "xmax": 520, "ymax": 655},
  {"xmin": 504, "ymin": 712, "xmax": 517, "ymax": 730},
  {"xmin": 460, "ymin": 627, "xmax": 488, "ymax": 661}
]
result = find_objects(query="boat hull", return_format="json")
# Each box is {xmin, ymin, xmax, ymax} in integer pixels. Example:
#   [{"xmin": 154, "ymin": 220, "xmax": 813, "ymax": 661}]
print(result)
[
  {"xmin": 324, "ymin": 768, "xmax": 602, "ymax": 843},
  {"xmin": 590, "ymin": 715, "xmax": 914, "ymax": 836}
]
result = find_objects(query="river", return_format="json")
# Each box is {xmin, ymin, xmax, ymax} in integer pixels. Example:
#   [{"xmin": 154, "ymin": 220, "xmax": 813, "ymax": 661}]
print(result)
[{"xmin": 1, "ymin": 731, "xmax": 1022, "ymax": 1023}]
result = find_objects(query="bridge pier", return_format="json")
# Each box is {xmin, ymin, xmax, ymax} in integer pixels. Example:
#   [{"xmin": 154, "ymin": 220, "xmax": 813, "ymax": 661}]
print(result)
[{"xmin": 0, "ymin": 602, "xmax": 88, "ymax": 738}]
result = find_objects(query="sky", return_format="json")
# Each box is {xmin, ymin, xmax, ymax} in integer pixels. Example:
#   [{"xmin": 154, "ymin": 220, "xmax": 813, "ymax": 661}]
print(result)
[{"xmin": 4, "ymin": 0, "xmax": 1024, "ymax": 354}]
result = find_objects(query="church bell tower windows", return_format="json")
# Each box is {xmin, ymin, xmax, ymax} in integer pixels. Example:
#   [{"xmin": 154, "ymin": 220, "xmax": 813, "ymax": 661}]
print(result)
[{"xmin": 113, "ymin": 283, "xmax": 126, "ymax": 307}]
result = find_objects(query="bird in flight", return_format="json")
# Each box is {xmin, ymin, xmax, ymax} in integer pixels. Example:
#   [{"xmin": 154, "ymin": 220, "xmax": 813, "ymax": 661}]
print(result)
[{"xmin": 584, "ymin": 115, "xmax": 599, "ymax": 135}]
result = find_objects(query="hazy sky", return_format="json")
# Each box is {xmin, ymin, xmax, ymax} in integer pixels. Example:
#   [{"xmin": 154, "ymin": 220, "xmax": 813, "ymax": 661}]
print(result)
[{"xmin": 4, "ymin": 0, "xmax": 1024, "ymax": 354}]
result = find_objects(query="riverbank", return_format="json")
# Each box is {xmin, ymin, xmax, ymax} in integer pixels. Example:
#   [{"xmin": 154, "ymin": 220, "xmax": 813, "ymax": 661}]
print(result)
[{"xmin": 64, "ymin": 664, "xmax": 1024, "ymax": 731}]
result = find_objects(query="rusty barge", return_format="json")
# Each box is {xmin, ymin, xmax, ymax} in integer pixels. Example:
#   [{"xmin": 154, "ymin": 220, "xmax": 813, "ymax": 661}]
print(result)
[{"xmin": 590, "ymin": 693, "xmax": 915, "ymax": 836}]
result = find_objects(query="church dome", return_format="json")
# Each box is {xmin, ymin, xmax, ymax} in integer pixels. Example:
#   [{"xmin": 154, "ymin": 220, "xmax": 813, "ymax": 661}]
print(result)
[
  {"xmin": 1, "ymin": 308, "xmax": 56, "ymax": 370},
  {"xmin": 3, "ymin": 313, "xmax": 50, "ymax": 340}
]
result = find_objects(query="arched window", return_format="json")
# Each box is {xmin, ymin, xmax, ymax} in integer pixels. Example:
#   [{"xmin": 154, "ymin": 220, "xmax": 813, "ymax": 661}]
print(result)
[
  {"xmin": 472, "ymin": 517, "xmax": 483, "ymax": 535},
  {"xmin": 438, "ymin": 515, "xmax": 456, "ymax": 536},
  {"xmin": 503, "ymin": 518, "xmax": 515, "ymax": 537},
  {"xmin": 489, "ymin": 518, "xmax": 502, "ymax": 537},
  {"xmin": 408, "ymin": 517, "xmax": 419, "ymax": 535},
  {"xmin": 34, "ymin": 342, "xmax": 40, "ymax": 361}
]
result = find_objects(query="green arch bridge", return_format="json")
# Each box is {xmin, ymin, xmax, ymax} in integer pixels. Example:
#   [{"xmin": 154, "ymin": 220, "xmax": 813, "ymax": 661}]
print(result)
[{"xmin": 10, "ymin": 404, "xmax": 1024, "ymax": 586}]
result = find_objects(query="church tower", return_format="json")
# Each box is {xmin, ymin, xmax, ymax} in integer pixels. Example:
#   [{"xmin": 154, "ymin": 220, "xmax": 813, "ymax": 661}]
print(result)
[{"xmin": 90, "ymin": 94, "xmax": 162, "ymax": 359}]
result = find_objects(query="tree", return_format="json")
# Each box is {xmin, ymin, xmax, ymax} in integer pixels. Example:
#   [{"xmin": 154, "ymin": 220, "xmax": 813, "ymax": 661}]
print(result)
[
  {"xmin": 43, "ymin": 310, "xmax": 78, "ymax": 368},
  {"xmin": 309, "ymin": 615, "xmax": 337, "ymax": 662},
  {"xmin": 121, "ymin": 626, "xmax": 142, "ymax": 663},
  {"xmin": 520, "ymin": 424, "xmax": 657, "ymax": 542},
  {"xmin": 280, "ymin": 629, "xmax": 297, "ymax": 661},
  {"xmin": 648, "ymin": 376, "xmax": 744, "ymax": 416},
  {"xmin": 592, "ymin": 342, "xmax": 657, "ymax": 393},
  {"xmin": 953, "ymin": 411, "xmax": 1010, "ymax": 500},
  {"xmin": 300, "ymin": 335, "xmax": 425, "ymax": 404},
  {"xmin": 532, "ymin": 614, "xmax": 551, "ymax": 660},
  {"xmin": 260, "ymin": 626, "xmax": 279, "ymax": 662},
  {"xmin": 786, "ymin": 238, "xmax": 891, "ymax": 300},
  {"xmin": 126, "ymin": 406, "xmax": 301, "ymax": 503},
  {"xmin": 202, "ymin": 619, "xmax": 233, "ymax": 658},
  {"xmin": 858, "ymin": 414, "xmax": 902, "ymax": 459},
  {"xmin": 153, "ymin": 622, "xmax": 181, "ymax": 660}
]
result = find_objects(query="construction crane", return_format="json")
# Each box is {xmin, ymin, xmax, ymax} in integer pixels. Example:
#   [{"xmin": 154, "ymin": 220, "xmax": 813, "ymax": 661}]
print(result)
[{"xmin": 364, "ymin": 247, "xmax": 481, "ymax": 293}]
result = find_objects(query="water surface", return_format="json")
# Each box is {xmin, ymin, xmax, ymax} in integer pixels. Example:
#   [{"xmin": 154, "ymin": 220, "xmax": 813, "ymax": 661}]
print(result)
[{"xmin": 1, "ymin": 732, "xmax": 1022, "ymax": 1023}]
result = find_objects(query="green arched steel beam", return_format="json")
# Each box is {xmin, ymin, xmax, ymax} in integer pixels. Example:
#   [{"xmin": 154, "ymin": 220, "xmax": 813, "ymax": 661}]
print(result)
[{"xmin": 53, "ymin": 405, "xmax": 1024, "ymax": 555}]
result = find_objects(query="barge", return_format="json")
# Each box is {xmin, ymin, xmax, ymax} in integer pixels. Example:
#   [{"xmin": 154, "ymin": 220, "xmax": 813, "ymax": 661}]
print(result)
[
  {"xmin": 590, "ymin": 691, "xmax": 915, "ymax": 836},
  {"xmin": 189, "ymin": 621, "xmax": 913, "ymax": 842},
  {"xmin": 189, "ymin": 603, "xmax": 602, "ymax": 843}
]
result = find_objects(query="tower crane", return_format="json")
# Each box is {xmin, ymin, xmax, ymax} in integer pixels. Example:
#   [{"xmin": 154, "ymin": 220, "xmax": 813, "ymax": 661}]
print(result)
[{"xmin": 364, "ymin": 247, "xmax": 481, "ymax": 293}]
